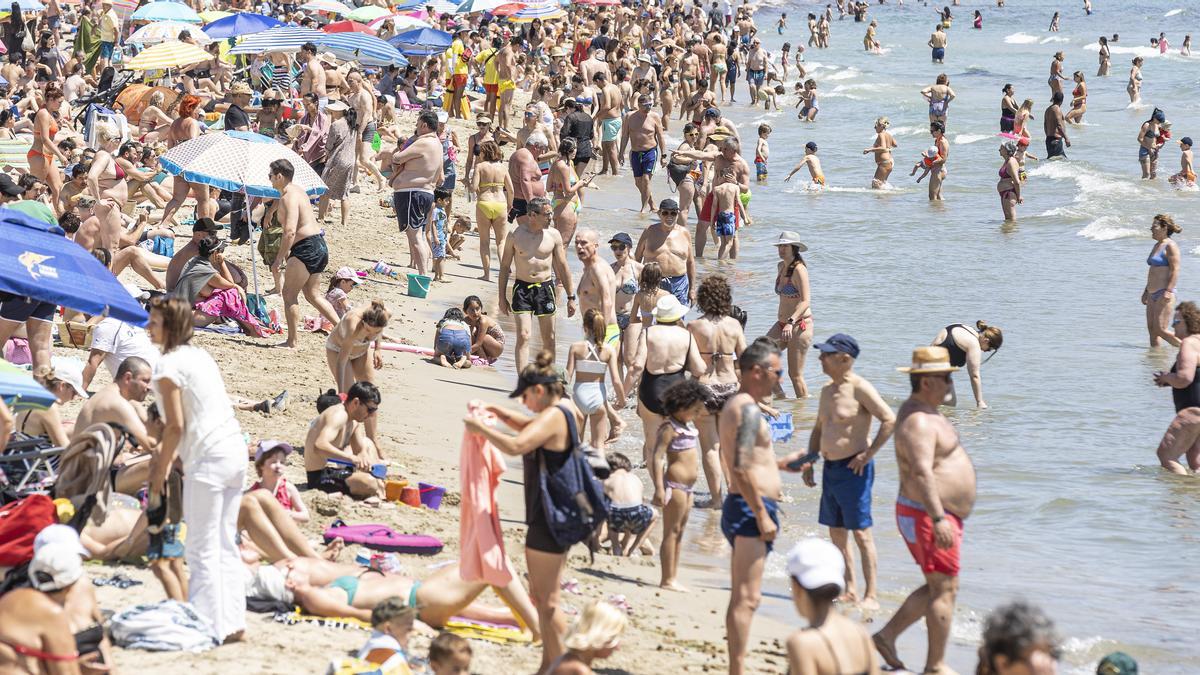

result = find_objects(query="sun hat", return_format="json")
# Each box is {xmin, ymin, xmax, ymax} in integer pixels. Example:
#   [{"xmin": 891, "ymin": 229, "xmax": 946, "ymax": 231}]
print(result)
[
  {"xmin": 813, "ymin": 333, "xmax": 860, "ymax": 359},
  {"xmin": 318, "ymin": 52, "xmax": 339, "ymax": 65},
  {"xmin": 774, "ymin": 231, "xmax": 808, "ymax": 251},
  {"xmin": 34, "ymin": 524, "xmax": 89, "ymax": 558},
  {"xmin": 254, "ymin": 440, "xmax": 293, "ymax": 464},
  {"xmin": 785, "ymin": 538, "xmax": 845, "ymax": 592},
  {"xmin": 897, "ymin": 345, "xmax": 960, "ymax": 374},
  {"xmin": 925, "ymin": 146, "xmax": 939, "ymax": 158},
  {"xmin": 51, "ymin": 357, "xmax": 89, "ymax": 399},
  {"xmin": 334, "ymin": 266, "xmax": 362, "ymax": 284},
  {"xmin": 476, "ymin": 115, "xmax": 493, "ymax": 125},
  {"xmin": 549, "ymin": 46, "xmax": 565, "ymax": 57},
  {"xmin": 229, "ymin": 81, "xmax": 253, "ymax": 96},
  {"xmin": 29, "ymin": 543, "xmax": 84, "ymax": 592},
  {"xmin": 651, "ymin": 295, "xmax": 687, "ymax": 323},
  {"xmin": 638, "ymin": 52, "xmax": 652, "ymax": 63},
  {"xmin": 1096, "ymin": 652, "xmax": 1138, "ymax": 675},
  {"xmin": 325, "ymin": 100, "xmax": 349, "ymax": 112}
]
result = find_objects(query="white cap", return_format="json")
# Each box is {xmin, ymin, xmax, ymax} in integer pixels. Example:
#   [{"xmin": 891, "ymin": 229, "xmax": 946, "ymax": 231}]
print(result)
[
  {"xmin": 34, "ymin": 524, "xmax": 89, "ymax": 558},
  {"xmin": 436, "ymin": 110, "xmax": 449, "ymax": 124},
  {"xmin": 51, "ymin": 357, "xmax": 89, "ymax": 399},
  {"xmin": 29, "ymin": 543, "xmax": 84, "ymax": 592},
  {"xmin": 925, "ymin": 146, "xmax": 939, "ymax": 159},
  {"xmin": 785, "ymin": 538, "xmax": 845, "ymax": 592}
]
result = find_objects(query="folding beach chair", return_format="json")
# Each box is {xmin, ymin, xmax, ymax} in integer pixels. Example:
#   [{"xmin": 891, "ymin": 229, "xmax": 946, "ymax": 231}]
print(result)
[{"xmin": 0, "ymin": 433, "xmax": 66, "ymax": 498}]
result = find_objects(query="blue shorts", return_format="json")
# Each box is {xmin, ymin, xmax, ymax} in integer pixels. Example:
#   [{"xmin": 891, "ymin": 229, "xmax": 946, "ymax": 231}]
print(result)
[
  {"xmin": 715, "ymin": 211, "xmax": 736, "ymax": 236},
  {"xmin": 440, "ymin": 171, "xmax": 457, "ymax": 192},
  {"xmin": 755, "ymin": 161, "xmax": 768, "ymax": 178},
  {"xmin": 658, "ymin": 273, "xmax": 690, "ymax": 307},
  {"xmin": 435, "ymin": 328, "xmax": 471, "ymax": 360},
  {"xmin": 818, "ymin": 457, "xmax": 874, "ymax": 530},
  {"xmin": 100, "ymin": 41, "xmax": 115, "ymax": 59},
  {"xmin": 432, "ymin": 238, "xmax": 447, "ymax": 259},
  {"xmin": 393, "ymin": 189, "xmax": 434, "ymax": 232},
  {"xmin": 721, "ymin": 494, "xmax": 781, "ymax": 553},
  {"xmin": 932, "ymin": 47, "xmax": 945, "ymax": 61},
  {"xmin": 608, "ymin": 504, "xmax": 654, "ymax": 534},
  {"xmin": 747, "ymin": 69, "xmax": 766, "ymax": 86},
  {"xmin": 630, "ymin": 147, "xmax": 658, "ymax": 178},
  {"xmin": 147, "ymin": 523, "xmax": 184, "ymax": 561}
]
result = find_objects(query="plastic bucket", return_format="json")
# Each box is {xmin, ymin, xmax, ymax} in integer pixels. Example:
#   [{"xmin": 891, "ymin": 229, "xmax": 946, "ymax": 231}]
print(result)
[
  {"xmin": 768, "ymin": 412, "xmax": 794, "ymax": 443},
  {"xmin": 400, "ymin": 486, "xmax": 421, "ymax": 507},
  {"xmin": 384, "ymin": 480, "xmax": 409, "ymax": 502},
  {"xmin": 407, "ymin": 273, "xmax": 431, "ymax": 298},
  {"xmin": 418, "ymin": 482, "xmax": 445, "ymax": 510}
]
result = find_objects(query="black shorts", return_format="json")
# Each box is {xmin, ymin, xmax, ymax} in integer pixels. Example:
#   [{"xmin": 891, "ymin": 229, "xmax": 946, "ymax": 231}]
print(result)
[
  {"xmin": 306, "ymin": 466, "xmax": 353, "ymax": 494},
  {"xmin": 511, "ymin": 279, "xmax": 555, "ymax": 316},
  {"xmin": 1045, "ymin": 137, "xmax": 1067, "ymax": 159},
  {"xmin": 0, "ymin": 293, "xmax": 56, "ymax": 323},
  {"xmin": 507, "ymin": 198, "xmax": 528, "ymax": 223},
  {"xmin": 393, "ymin": 189, "xmax": 434, "ymax": 232},
  {"xmin": 289, "ymin": 233, "xmax": 329, "ymax": 274},
  {"xmin": 527, "ymin": 501, "xmax": 571, "ymax": 554}
]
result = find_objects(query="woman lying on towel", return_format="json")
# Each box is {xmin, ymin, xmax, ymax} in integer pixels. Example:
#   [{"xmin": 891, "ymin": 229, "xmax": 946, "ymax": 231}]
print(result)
[{"xmin": 171, "ymin": 234, "xmax": 264, "ymax": 338}]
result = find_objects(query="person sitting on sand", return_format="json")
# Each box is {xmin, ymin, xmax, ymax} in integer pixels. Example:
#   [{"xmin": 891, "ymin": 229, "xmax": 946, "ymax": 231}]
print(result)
[
  {"xmin": 463, "ymin": 295, "xmax": 505, "ymax": 365},
  {"xmin": 31, "ymin": 526, "xmax": 117, "ymax": 672},
  {"xmin": 249, "ymin": 441, "xmax": 309, "ymax": 523},
  {"xmin": 548, "ymin": 601, "xmax": 628, "ymax": 674},
  {"xmin": 71, "ymin": 356, "xmax": 157, "ymax": 494},
  {"xmin": 784, "ymin": 538, "xmax": 881, "ymax": 674},
  {"xmin": 173, "ymin": 235, "xmax": 265, "ymax": 338},
  {"xmin": 356, "ymin": 597, "xmax": 416, "ymax": 671},
  {"xmin": 651, "ymin": 379, "xmax": 709, "ymax": 591},
  {"xmin": 603, "ymin": 452, "xmax": 656, "ymax": 557},
  {"xmin": 429, "ymin": 633, "xmax": 473, "ymax": 675},
  {"xmin": 434, "ymin": 307, "xmax": 474, "ymax": 369},
  {"xmin": 0, "ymin": 544, "xmax": 89, "ymax": 673},
  {"xmin": 325, "ymin": 267, "xmax": 363, "ymax": 319},
  {"xmin": 303, "ymin": 382, "xmax": 385, "ymax": 499}
]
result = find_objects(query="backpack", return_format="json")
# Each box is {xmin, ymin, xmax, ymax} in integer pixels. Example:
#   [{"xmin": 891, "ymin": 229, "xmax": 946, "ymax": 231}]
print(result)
[
  {"xmin": 537, "ymin": 406, "xmax": 610, "ymax": 548},
  {"xmin": 0, "ymin": 494, "xmax": 56, "ymax": 567}
]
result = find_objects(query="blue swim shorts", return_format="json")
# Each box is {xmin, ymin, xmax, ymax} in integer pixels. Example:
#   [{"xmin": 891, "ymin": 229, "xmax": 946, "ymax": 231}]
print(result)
[
  {"xmin": 715, "ymin": 211, "xmax": 736, "ymax": 237},
  {"xmin": 721, "ymin": 493, "xmax": 781, "ymax": 553},
  {"xmin": 818, "ymin": 456, "xmax": 874, "ymax": 530},
  {"xmin": 630, "ymin": 147, "xmax": 658, "ymax": 178},
  {"xmin": 658, "ymin": 273, "xmax": 690, "ymax": 307}
]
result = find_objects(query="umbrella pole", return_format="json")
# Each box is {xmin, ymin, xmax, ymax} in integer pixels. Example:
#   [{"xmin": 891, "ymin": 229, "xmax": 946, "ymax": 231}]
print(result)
[{"xmin": 245, "ymin": 189, "xmax": 260, "ymax": 298}]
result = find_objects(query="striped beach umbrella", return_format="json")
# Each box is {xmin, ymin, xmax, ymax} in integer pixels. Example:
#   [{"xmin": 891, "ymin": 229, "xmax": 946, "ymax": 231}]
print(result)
[
  {"xmin": 124, "ymin": 40, "xmax": 211, "ymax": 70},
  {"xmin": 318, "ymin": 33, "xmax": 408, "ymax": 67},
  {"xmin": 158, "ymin": 131, "xmax": 326, "ymax": 198},
  {"xmin": 129, "ymin": 21, "xmax": 213, "ymax": 45},
  {"xmin": 299, "ymin": 0, "xmax": 353, "ymax": 14},
  {"xmin": 228, "ymin": 25, "xmax": 325, "ymax": 55},
  {"xmin": 454, "ymin": 0, "xmax": 516, "ymax": 14},
  {"xmin": 346, "ymin": 5, "xmax": 392, "ymax": 23},
  {"xmin": 369, "ymin": 13, "xmax": 431, "ymax": 31},
  {"xmin": 424, "ymin": 0, "xmax": 463, "ymax": 15},
  {"xmin": 0, "ymin": 138, "xmax": 30, "ymax": 171},
  {"xmin": 131, "ymin": 1, "xmax": 202, "ymax": 24},
  {"xmin": 509, "ymin": 1, "xmax": 565, "ymax": 22}
]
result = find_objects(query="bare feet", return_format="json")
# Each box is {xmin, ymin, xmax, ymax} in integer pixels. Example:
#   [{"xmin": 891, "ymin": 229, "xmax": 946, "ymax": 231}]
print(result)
[
  {"xmin": 859, "ymin": 596, "xmax": 881, "ymax": 612},
  {"xmin": 638, "ymin": 541, "xmax": 654, "ymax": 556},
  {"xmin": 660, "ymin": 581, "xmax": 689, "ymax": 592},
  {"xmin": 322, "ymin": 537, "xmax": 345, "ymax": 561},
  {"xmin": 274, "ymin": 341, "xmax": 297, "ymax": 349},
  {"xmin": 265, "ymin": 287, "xmax": 280, "ymax": 295},
  {"xmin": 223, "ymin": 630, "xmax": 246, "ymax": 644},
  {"xmin": 606, "ymin": 416, "xmax": 626, "ymax": 443},
  {"xmin": 872, "ymin": 632, "xmax": 905, "ymax": 671}
]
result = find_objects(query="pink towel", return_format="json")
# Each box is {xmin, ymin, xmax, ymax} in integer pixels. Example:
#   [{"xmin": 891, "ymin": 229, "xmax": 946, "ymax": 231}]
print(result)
[{"xmin": 458, "ymin": 400, "xmax": 515, "ymax": 586}]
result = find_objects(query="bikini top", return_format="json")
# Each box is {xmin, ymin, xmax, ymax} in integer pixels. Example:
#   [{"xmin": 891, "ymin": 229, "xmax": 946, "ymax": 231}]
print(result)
[
  {"xmin": 776, "ymin": 267, "xmax": 801, "ymax": 297},
  {"xmin": 576, "ymin": 342, "xmax": 608, "ymax": 375},
  {"xmin": 1073, "ymin": 85, "xmax": 1084, "ymax": 96},
  {"xmin": 1148, "ymin": 242, "xmax": 1170, "ymax": 267},
  {"xmin": 665, "ymin": 416, "xmax": 698, "ymax": 452},
  {"xmin": 617, "ymin": 278, "xmax": 638, "ymax": 295}
]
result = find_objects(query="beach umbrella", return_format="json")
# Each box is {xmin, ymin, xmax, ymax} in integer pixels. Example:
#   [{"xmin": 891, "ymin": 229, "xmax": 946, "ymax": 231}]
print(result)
[
  {"xmin": 454, "ymin": 0, "xmax": 516, "ymax": 14},
  {"xmin": 124, "ymin": 40, "xmax": 211, "ymax": 70},
  {"xmin": 202, "ymin": 12, "xmax": 282, "ymax": 39},
  {"xmin": 0, "ymin": 138, "xmax": 31, "ymax": 171},
  {"xmin": 198, "ymin": 10, "xmax": 232, "ymax": 23},
  {"xmin": 322, "ymin": 20, "xmax": 375, "ymax": 35},
  {"xmin": 392, "ymin": 0, "xmax": 426, "ymax": 10},
  {"xmin": 10, "ymin": 0, "xmax": 44, "ymax": 11},
  {"xmin": 575, "ymin": 0, "xmax": 619, "ymax": 5},
  {"xmin": 0, "ymin": 362, "xmax": 55, "ymax": 413},
  {"xmin": 368, "ymin": 14, "xmax": 432, "ymax": 31},
  {"xmin": 424, "ymin": 0, "xmax": 464, "ymax": 14},
  {"xmin": 509, "ymin": 1, "xmax": 565, "ymax": 22},
  {"xmin": 388, "ymin": 27, "xmax": 452, "ymax": 56},
  {"xmin": 0, "ymin": 208, "xmax": 149, "ymax": 326},
  {"xmin": 346, "ymin": 5, "xmax": 392, "ymax": 23},
  {"xmin": 228, "ymin": 25, "xmax": 325, "ymax": 55},
  {"xmin": 489, "ymin": 3, "xmax": 525, "ymax": 16},
  {"xmin": 318, "ymin": 33, "xmax": 409, "ymax": 67},
  {"xmin": 131, "ymin": 1, "xmax": 203, "ymax": 24},
  {"xmin": 299, "ymin": 0, "xmax": 353, "ymax": 14},
  {"xmin": 128, "ymin": 21, "xmax": 213, "ymax": 45}
]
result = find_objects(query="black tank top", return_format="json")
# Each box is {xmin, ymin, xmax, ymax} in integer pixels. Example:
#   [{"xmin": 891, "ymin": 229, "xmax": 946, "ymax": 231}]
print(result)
[
  {"xmin": 1170, "ymin": 363, "xmax": 1200, "ymax": 411},
  {"xmin": 938, "ymin": 324, "xmax": 970, "ymax": 368},
  {"xmin": 523, "ymin": 405, "xmax": 573, "ymax": 524}
]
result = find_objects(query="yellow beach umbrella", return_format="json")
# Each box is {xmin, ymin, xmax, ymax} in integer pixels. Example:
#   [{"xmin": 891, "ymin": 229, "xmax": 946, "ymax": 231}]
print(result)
[
  {"xmin": 125, "ymin": 41, "xmax": 212, "ymax": 70},
  {"xmin": 199, "ymin": 10, "xmax": 233, "ymax": 23}
]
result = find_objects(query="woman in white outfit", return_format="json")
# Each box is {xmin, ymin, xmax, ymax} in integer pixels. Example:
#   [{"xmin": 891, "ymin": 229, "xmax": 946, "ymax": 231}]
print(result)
[{"xmin": 146, "ymin": 296, "xmax": 247, "ymax": 642}]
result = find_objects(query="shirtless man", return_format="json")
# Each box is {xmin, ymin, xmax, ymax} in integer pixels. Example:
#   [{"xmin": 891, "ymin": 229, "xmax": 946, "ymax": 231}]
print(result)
[
  {"xmin": 574, "ymin": 227, "xmax": 627, "ymax": 439},
  {"xmin": 498, "ymin": 196, "xmax": 575, "ymax": 372},
  {"xmin": 507, "ymin": 132, "xmax": 548, "ymax": 228},
  {"xmin": 684, "ymin": 80, "xmax": 717, "ymax": 127},
  {"xmin": 304, "ymin": 381, "xmax": 384, "ymax": 499},
  {"xmin": 579, "ymin": 48, "xmax": 611, "ymax": 90},
  {"xmin": 495, "ymin": 37, "xmax": 519, "ymax": 130},
  {"xmin": 271, "ymin": 159, "xmax": 340, "ymax": 349},
  {"xmin": 745, "ymin": 38, "xmax": 768, "ymax": 104},
  {"xmin": 593, "ymin": 72, "xmax": 624, "ymax": 176},
  {"xmin": 390, "ymin": 110, "xmax": 443, "ymax": 277},
  {"xmin": 619, "ymin": 95, "xmax": 666, "ymax": 213},
  {"xmin": 73, "ymin": 356, "xmax": 158, "ymax": 494},
  {"xmin": 679, "ymin": 44, "xmax": 702, "ymax": 104},
  {"xmin": 873, "ymin": 346, "xmax": 978, "ymax": 675},
  {"xmin": 801, "ymin": 335, "xmax": 895, "ymax": 611},
  {"xmin": 0, "ymin": 548, "xmax": 82, "ymax": 674},
  {"xmin": 928, "ymin": 24, "xmax": 948, "ymax": 64},
  {"xmin": 634, "ymin": 199, "xmax": 696, "ymax": 307},
  {"xmin": 672, "ymin": 136, "xmax": 750, "ymax": 258},
  {"xmin": 299, "ymin": 42, "xmax": 328, "ymax": 105}
]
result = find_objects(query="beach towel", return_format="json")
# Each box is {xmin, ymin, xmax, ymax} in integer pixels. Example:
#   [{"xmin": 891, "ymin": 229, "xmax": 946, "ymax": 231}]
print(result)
[
  {"xmin": 73, "ymin": 16, "xmax": 100, "ymax": 72},
  {"xmin": 273, "ymin": 607, "xmax": 372, "ymax": 631},
  {"xmin": 110, "ymin": 600, "xmax": 220, "ymax": 652},
  {"xmin": 459, "ymin": 401, "xmax": 515, "ymax": 586},
  {"xmin": 443, "ymin": 617, "xmax": 531, "ymax": 645},
  {"xmin": 323, "ymin": 520, "xmax": 444, "ymax": 555},
  {"xmin": 54, "ymin": 424, "xmax": 122, "ymax": 528}
]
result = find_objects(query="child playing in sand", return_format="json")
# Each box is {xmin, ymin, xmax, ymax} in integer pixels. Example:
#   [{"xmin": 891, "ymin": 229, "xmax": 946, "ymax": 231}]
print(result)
[
  {"xmin": 429, "ymin": 632, "xmax": 472, "ymax": 674},
  {"xmin": 911, "ymin": 146, "xmax": 941, "ymax": 183},
  {"xmin": 651, "ymin": 380, "xmax": 709, "ymax": 592},
  {"xmin": 325, "ymin": 267, "xmax": 362, "ymax": 319},
  {"xmin": 434, "ymin": 307, "xmax": 473, "ymax": 369},
  {"xmin": 784, "ymin": 141, "xmax": 826, "ymax": 189},
  {"xmin": 712, "ymin": 169, "xmax": 747, "ymax": 260},
  {"xmin": 1169, "ymin": 136, "xmax": 1196, "ymax": 187},
  {"xmin": 429, "ymin": 188, "xmax": 451, "ymax": 283},
  {"xmin": 447, "ymin": 216, "xmax": 470, "ymax": 260},
  {"xmin": 462, "ymin": 295, "xmax": 505, "ymax": 365},
  {"xmin": 356, "ymin": 597, "xmax": 416, "ymax": 671},
  {"xmin": 754, "ymin": 124, "xmax": 771, "ymax": 182},
  {"xmin": 604, "ymin": 452, "xmax": 657, "ymax": 557},
  {"xmin": 249, "ymin": 440, "xmax": 310, "ymax": 523}
]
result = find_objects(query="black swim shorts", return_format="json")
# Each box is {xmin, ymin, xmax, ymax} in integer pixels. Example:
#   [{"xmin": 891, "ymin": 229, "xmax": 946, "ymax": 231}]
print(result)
[
  {"xmin": 507, "ymin": 198, "xmax": 528, "ymax": 223},
  {"xmin": 289, "ymin": 233, "xmax": 329, "ymax": 274},
  {"xmin": 0, "ymin": 293, "xmax": 56, "ymax": 323},
  {"xmin": 307, "ymin": 466, "xmax": 353, "ymax": 495},
  {"xmin": 511, "ymin": 279, "xmax": 556, "ymax": 316},
  {"xmin": 393, "ymin": 189, "xmax": 434, "ymax": 232}
]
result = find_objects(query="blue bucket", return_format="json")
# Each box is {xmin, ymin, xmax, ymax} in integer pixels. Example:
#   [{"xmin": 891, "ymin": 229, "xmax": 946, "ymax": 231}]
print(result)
[
  {"xmin": 406, "ymin": 273, "xmax": 431, "ymax": 299},
  {"xmin": 767, "ymin": 412, "xmax": 794, "ymax": 443}
]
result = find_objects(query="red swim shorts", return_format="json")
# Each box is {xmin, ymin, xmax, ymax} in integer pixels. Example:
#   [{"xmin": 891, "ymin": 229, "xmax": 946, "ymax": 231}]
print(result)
[
  {"xmin": 895, "ymin": 497, "xmax": 963, "ymax": 577},
  {"xmin": 450, "ymin": 73, "xmax": 468, "ymax": 90},
  {"xmin": 484, "ymin": 83, "xmax": 498, "ymax": 95}
]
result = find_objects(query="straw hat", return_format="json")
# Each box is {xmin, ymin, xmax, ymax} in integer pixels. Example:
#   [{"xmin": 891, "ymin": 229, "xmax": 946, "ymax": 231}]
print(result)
[
  {"xmin": 896, "ymin": 346, "xmax": 960, "ymax": 374},
  {"xmin": 229, "ymin": 81, "xmax": 253, "ymax": 96},
  {"xmin": 325, "ymin": 100, "xmax": 349, "ymax": 112},
  {"xmin": 775, "ymin": 231, "xmax": 807, "ymax": 251},
  {"xmin": 318, "ymin": 52, "xmax": 339, "ymax": 66},
  {"xmin": 549, "ymin": 46, "xmax": 565, "ymax": 57},
  {"xmin": 651, "ymin": 295, "xmax": 687, "ymax": 323}
]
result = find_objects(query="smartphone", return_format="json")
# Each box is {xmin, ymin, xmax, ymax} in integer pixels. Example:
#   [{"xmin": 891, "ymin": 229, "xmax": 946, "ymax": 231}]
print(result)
[{"xmin": 786, "ymin": 450, "xmax": 821, "ymax": 471}]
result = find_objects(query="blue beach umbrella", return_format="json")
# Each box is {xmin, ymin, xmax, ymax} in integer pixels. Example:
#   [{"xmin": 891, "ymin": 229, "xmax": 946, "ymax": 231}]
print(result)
[
  {"xmin": 228, "ymin": 25, "xmax": 326, "ymax": 55},
  {"xmin": 319, "ymin": 33, "xmax": 409, "ymax": 67},
  {"xmin": 0, "ymin": 362, "xmax": 55, "ymax": 412},
  {"xmin": 388, "ymin": 27, "xmax": 452, "ymax": 57},
  {"xmin": 131, "ymin": 1, "xmax": 203, "ymax": 24},
  {"xmin": 202, "ymin": 12, "xmax": 283, "ymax": 39},
  {"xmin": 0, "ymin": 208, "xmax": 149, "ymax": 326}
]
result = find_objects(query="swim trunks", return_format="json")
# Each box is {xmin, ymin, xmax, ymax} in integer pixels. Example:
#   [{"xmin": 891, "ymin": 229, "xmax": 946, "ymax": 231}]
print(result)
[
  {"xmin": 360, "ymin": 121, "xmax": 377, "ymax": 143},
  {"xmin": 1045, "ymin": 137, "xmax": 1067, "ymax": 159},
  {"xmin": 307, "ymin": 466, "xmax": 354, "ymax": 495},
  {"xmin": 608, "ymin": 503, "xmax": 654, "ymax": 534},
  {"xmin": 895, "ymin": 494, "xmax": 963, "ymax": 577},
  {"xmin": 511, "ymin": 279, "xmax": 556, "ymax": 316},
  {"xmin": 931, "ymin": 47, "xmax": 945, "ymax": 61},
  {"xmin": 699, "ymin": 190, "xmax": 741, "ymax": 229},
  {"xmin": 507, "ymin": 198, "xmax": 528, "ymax": 223},
  {"xmin": 818, "ymin": 457, "xmax": 874, "ymax": 530},
  {"xmin": 393, "ymin": 189, "xmax": 434, "ymax": 232},
  {"xmin": 147, "ymin": 523, "xmax": 184, "ymax": 561},
  {"xmin": 747, "ymin": 68, "xmax": 766, "ymax": 86},
  {"xmin": 658, "ymin": 274, "xmax": 690, "ymax": 306},
  {"xmin": 601, "ymin": 117, "xmax": 622, "ymax": 143},
  {"xmin": 288, "ymin": 233, "xmax": 329, "ymax": 274},
  {"xmin": 755, "ymin": 160, "xmax": 768, "ymax": 179},
  {"xmin": 720, "ymin": 493, "xmax": 781, "ymax": 553},
  {"xmin": 0, "ymin": 294, "xmax": 57, "ymax": 323},
  {"xmin": 715, "ymin": 210, "xmax": 736, "ymax": 236},
  {"xmin": 629, "ymin": 147, "xmax": 658, "ymax": 178},
  {"xmin": 100, "ymin": 41, "xmax": 115, "ymax": 59}
]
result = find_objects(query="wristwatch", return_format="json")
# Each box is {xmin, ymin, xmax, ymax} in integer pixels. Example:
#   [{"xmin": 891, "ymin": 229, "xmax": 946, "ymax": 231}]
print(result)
[
  {"xmin": 932, "ymin": 514, "xmax": 945, "ymax": 524},
  {"xmin": 567, "ymin": 295, "xmax": 576, "ymax": 300}
]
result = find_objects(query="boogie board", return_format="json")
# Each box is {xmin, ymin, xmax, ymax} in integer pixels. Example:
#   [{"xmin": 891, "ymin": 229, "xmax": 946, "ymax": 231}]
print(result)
[{"xmin": 323, "ymin": 519, "xmax": 444, "ymax": 555}]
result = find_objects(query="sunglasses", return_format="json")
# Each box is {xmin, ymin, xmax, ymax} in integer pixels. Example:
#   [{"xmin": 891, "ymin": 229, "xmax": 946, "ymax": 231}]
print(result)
[
  {"xmin": 660, "ymin": 210, "xmax": 679, "ymax": 215},
  {"xmin": 610, "ymin": 243, "xmax": 627, "ymax": 250}
]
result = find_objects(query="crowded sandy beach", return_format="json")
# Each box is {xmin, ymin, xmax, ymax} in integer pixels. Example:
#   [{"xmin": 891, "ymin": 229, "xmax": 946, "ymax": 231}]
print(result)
[{"xmin": 0, "ymin": 0, "xmax": 1195, "ymax": 673}]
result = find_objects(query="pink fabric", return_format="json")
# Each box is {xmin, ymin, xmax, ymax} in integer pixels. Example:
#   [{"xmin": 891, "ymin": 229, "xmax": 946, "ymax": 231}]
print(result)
[
  {"xmin": 459, "ymin": 400, "xmax": 515, "ymax": 586},
  {"xmin": 195, "ymin": 287, "xmax": 263, "ymax": 335}
]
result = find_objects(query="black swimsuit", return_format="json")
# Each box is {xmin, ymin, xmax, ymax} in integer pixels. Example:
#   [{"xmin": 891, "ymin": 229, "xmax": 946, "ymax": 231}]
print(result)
[
  {"xmin": 523, "ymin": 405, "xmax": 574, "ymax": 554},
  {"xmin": 937, "ymin": 324, "xmax": 971, "ymax": 368},
  {"xmin": 1171, "ymin": 363, "xmax": 1200, "ymax": 412},
  {"xmin": 638, "ymin": 328, "xmax": 693, "ymax": 416}
]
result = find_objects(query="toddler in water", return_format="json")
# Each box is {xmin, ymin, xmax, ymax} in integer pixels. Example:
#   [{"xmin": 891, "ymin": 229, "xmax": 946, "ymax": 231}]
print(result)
[
  {"xmin": 433, "ymin": 307, "xmax": 473, "ymax": 369},
  {"xmin": 356, "ymin": 597, "xmax": 416, "ymax": 672},
  {"xmin": 604, "ymin": 452, "xmax": 657, "ymax": 557},
  {"xmin": 1168, "ymin": 136, "xmax": 1195, "ymax": 188},
  {"xmin": 429, "ymin": 632, "xmax": 472, "ymax": 674},
  {"xmin": 250, "ymin": 440, "xmax": 309, "ymax": 522},
  {"xmin": 755, "ymin": 124, "xmax": 771, "ymax": 181},
  {"xmin": 651, "ymin": 379, "xmax": 709, "ymax": 592},
  {"xmin": 911, "ymin": 146, "xmax": 942, "ymax": 183},
  {"xmin": 784, "ymin": 141, "xmax": 826, "ymax": 189},
  {"xmin": 758, "ymin": 84, "xmax": 784, "ymax": 110},
  {"xmin": 712, "ymin": 169, "xmax": 747, "ymax": 260},
  {"xmin": 429, "ymin": 188, "xmax": 451, "ymax": 282},
  {"xmin": 325, "ymin": 266, "xmax": 362, "ymax": 319}
]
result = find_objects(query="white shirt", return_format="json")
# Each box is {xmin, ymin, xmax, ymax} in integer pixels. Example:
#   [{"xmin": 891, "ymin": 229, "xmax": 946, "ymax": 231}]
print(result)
[
  {"xmin": 152, "ymin": 345, "xmax": 245, "ymax": 487},
  {"xmin": 356, "ymin": 631, "xmax": 407, "ymax": 670},
  {"xmin": 90, "ymin": 317, "xmax": 160, "ymax": 378}
]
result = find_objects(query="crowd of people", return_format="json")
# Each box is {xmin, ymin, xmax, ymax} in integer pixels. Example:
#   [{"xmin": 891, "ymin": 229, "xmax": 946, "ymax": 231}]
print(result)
[{"xmin": 0, "ymin": 0, "xmax": 1182, "ymax": 672}]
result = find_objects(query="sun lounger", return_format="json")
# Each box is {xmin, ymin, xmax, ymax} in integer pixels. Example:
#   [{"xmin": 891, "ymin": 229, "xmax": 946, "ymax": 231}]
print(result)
[{"xmin": 0, "ymin": 433, "xmax": 66, "ymax": 496}]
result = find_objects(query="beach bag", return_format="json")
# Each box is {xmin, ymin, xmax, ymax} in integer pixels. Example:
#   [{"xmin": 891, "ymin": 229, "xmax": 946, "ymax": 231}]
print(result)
[
  {"xmin": 0, "ymin": 494, "xmax": 57, "ymax": 566},
  {"xmin": 323, "ymin": 519, "xmax": 444, "ymax": 555},
  {"xmin": 537, "ymin": 406, "xmax": 610, "ymax": 548},
  {"xmin": 246, "ymin": 293, "xmax": 272, "ymax": 328}
]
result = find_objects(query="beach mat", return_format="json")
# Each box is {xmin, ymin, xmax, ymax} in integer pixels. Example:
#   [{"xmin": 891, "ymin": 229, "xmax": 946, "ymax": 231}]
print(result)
[
  {"xmin": 443, "ymin": 617, "xmax": 531, "ymax": 645},
  {"xmin": 273, "ymin": 607, "xmax": 371, "ymax": 631}
]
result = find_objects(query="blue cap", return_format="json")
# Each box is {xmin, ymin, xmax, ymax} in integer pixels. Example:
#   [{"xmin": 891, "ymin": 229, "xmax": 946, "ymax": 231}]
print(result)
[{"xmin": 813, "ymin": 334, "xmax": 860, "ymax": 359}]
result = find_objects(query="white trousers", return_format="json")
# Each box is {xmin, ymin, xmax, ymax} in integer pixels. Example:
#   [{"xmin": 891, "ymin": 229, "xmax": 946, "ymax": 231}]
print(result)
[{"xmin": 184, "ymin": 475, "xmax": 246, "ymax": 641}]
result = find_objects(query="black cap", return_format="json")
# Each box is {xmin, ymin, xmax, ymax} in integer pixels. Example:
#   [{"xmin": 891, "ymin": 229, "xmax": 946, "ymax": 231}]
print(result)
[
  {"xmin": 805, "ymin": 141, "xmax": 818, "ymax": 152},
  {"xmin": 0, "ymin": 174, "xmax": 22, "ymax": 197},
  {"xmin": 659, "ymin": 198, "xmax": 680, "ymax": 211},
  {"xmin": 1182, "ymin": 136, "xmax": 1194, "ymax": 147},
  {"xmin": 192, "ymin": 218, "xmax": 224, "ymax": 233},
  {"xmin": 608, "ymin": 232, "xmax": 633, "ymax": 247},
  {"xmin": 813, "ymin": 333, "xmax": 860, "ymax": 359},
  {"xmin": 508, "ymin": 371, "xmax": 561, "ymax": 398}
]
